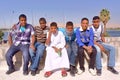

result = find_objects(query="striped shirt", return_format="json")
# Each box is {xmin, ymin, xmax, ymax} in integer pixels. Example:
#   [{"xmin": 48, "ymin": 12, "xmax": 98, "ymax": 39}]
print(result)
[{"xmin": 34, "ymin": 26, "xmax": 49, "ymax": 43}]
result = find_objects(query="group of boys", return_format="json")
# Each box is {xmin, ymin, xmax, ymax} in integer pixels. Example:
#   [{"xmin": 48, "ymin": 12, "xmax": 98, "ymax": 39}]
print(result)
[{"xmin": 5, "ymin": 14, "xmax": 118, "ymax": 77}]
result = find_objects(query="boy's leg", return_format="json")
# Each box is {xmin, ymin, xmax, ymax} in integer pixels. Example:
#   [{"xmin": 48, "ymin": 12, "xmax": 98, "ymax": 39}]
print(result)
[
  {"xmin": 94, "ymin": 45, "xmax": 102, "ymax": 69},
  {"xmin": 78, "ymin": 47, "xmax": 85, "ymax": 70},
  {"xmin": 68, "ymin": 42, "xmax": 78, "ymax": 76},
  {"xmin": 30, "ymin": 43, "xmax": 45, "ymax": 71},
  {"xmin": 29, "ymin": 42, "xmax": 38, "ymax": 66},
  {"xmin": 5, "ymin": 44, "xmax": 20, "ymax": 74},
  {"xmin": 101, "ymin": 43, "xmax": 118, "ymax": 74},
  {"xmin": 66, "ymin": 43, "xmax": 72, "ymax": 65},
  {"xmin": 101, "ymin": 43, "xmax": 115, "ymax": 67},
  {"xmin": 89, "ymin": 46, "xmax": 97, "ymax": 69},
  {"xmin": 20, "ymin": 44, "xmax": 30, "ymax": 75},
  {"xmin": 94, "ymin": 45, "xmax": 102, "ymax": 76},
  {"xmin": 88, "ymin": 46, "xmax": 97, "ymax": 76},
  {"xmin": 71, "ymin": 42, "xmax": 78, "ymax": 66}
]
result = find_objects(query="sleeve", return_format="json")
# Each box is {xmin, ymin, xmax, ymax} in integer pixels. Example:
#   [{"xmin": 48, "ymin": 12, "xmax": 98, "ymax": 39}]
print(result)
[
  {"xmin": 101, "ymin": 25, "xmax": 104, "ymax": 34},
  {"xmin": 45, "ymin": 32, "xmax": 49, "ymax": 47},
  {"xmin": 46, "ymin": 32, "xmax": 49, "ymax": 39},
  {"xmin": 57, "ymin": 31, "xmax": 66, "ymax": 49},
  {"xmin": 9, "ymin": 24, "xmax": 18, "ymax": 36},
  {"xmin": 88, "ymin": 28, "xmax": 94, "ymax": 46},
  {"xmin": 76, "ymin": 28, "xmax": 85, "ymax": 47},
  {"xmin": 30, "ymin": 25, "xmax": 35, "ymax": 35},
  {"xmin": 58, "ymin": 27, "xmax": 65, "ymax": 34}
]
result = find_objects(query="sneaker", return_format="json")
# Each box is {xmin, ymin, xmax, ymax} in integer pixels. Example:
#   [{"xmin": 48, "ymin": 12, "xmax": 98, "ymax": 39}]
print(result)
[
  {"xmin": 96, "ymin": 69, "xmax": 102, "ymax": 76},
  {"xmin": 6, "ymin": 69, "xmax": 15, "ymax": 75},
  {"xmin": 23, "ymin": 70, "xmax": 29, "ymax": 75},
  {"xmin": 77, "ymin": 69, "xmax": 84, "ymax": 75},
  {"xmin": 89, "ymin": 69, "xmax": 96, "ymax": 76},
  {"xmin": 31, "ymin": 70, "xmax": 36, "ymax": 76},
  {"xmin": 107, "ymin": 67, "xmax": 119, "ymax": 74}
]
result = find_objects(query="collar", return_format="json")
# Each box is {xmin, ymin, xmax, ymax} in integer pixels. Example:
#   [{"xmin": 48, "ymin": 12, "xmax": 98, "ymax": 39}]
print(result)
[
  {"xmin": 18, "ymin": 23, "xmax": 27, "ymax": 30},
  {"xmin": 79, "ymin": 26, "xmax": 90, "ymax": 31},
  {"xmin": 40, "ymin": 26, "xmax": 47, "ymax": 30}
]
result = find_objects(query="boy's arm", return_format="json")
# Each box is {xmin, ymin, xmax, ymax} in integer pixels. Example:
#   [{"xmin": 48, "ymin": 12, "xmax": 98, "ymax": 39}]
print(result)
[
  {"xmin": 101, "ymin": 33, "xmax": 105, "ymax": 42},
  {"xmin": 76, "ymin": 29, "xmax": 85, "ymax": 47},
  {"xmin": 30, "ymin": 26, "xmax": 36, "ymax": 51},
  {"xmin": 8, "ymin": 24, "xmax": 17, "ymax": 46},
  {"xmin": 101, "ymin": 25, "xmax": 105, "ymax": 42},
  {"xmin": 57, "ymin": 32, "xmax": 66, "ymax": 49},
  {"xmin": 45, "ymin": 31, "xmax": 52, "ymax": 46},
  {"xmin": 88, "ymin": 28, "xmax": 94, "ymax": 47},
  {"xmin": 30, "ymin": 34, "xmax": 35, "ymax": 51},
  {"xmin": 8, "ymin": 34, "xmax": 13, "ymax": 46}
]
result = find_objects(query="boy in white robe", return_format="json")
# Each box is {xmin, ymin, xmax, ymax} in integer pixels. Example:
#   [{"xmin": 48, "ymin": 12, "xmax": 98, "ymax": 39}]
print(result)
[{"xmin": 44, "ymin": 22, "xmax": 69, "ymax": 77}]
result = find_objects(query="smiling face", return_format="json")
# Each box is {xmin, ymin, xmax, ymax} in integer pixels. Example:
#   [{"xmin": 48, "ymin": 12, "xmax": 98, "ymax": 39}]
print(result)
[
  {"xmin": 19, "ymin": 17, "xmax": 27, "ymax": 27},
  {"xmin": 81, "ymin": 19, "xmax": 89, "ymax": 31},
  {"xmin": 40, "ymin": 20, "xmax": 46, "ymax": 29}
]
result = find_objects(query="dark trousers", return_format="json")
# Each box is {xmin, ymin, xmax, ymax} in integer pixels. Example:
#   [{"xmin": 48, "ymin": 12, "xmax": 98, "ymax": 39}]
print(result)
[
  {"xmin": 6, "ymin": 44, "xmax": 30, "ymax": 71},
  {"xmin": 78, "ymin": 46, "xmax": 96, "ymax": 70}
]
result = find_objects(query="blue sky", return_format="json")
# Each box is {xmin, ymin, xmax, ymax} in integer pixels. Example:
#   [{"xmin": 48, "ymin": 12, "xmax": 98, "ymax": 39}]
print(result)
[{"xmin": 0, "ymin": 0, "xmax": 120, "ymax": 28}]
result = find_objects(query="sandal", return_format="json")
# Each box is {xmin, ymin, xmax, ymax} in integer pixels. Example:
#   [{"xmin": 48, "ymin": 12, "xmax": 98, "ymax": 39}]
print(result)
[
  {"xmin": 44, "ymin": 71, "xmax": 52, "ymax": 78},
  {"xmin": 61, "ymin": 70, "xmax": 67, "ymax": 77}
]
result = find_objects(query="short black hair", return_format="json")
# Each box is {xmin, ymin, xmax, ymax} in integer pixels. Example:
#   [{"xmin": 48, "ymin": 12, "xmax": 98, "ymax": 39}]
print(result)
[
  {"xmin": 93, "ymin": 16, "xmax": 100, "ymax": 20},
  {"xmin": 19, "ymin": 14, "xmax": 27, "ymax": 20},
  {"xmin": 39, "ymin": 17, "xmax": 46, "ymax": 23},
  {"xmin": 81, "ymin": 18, "xmax": 89, "ymax": 23},
  {"xmin": 50, "ymin": 22, "xmax": 58, "ymax": 29},
  {"xmin": 66, "ymin": 21, "xmax": 73, "ymax": 27}
]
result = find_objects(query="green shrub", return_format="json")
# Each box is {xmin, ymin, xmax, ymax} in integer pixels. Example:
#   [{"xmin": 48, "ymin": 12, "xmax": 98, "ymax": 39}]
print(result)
[{"xmin": 0, "ymin": 30, "xmax": 4, "ymax": 41}]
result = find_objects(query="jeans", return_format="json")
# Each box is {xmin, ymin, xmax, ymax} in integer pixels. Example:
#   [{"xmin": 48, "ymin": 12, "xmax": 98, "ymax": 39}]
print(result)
[
  {"xmin": 29, "ymin": 42, "xmax": 45, "ymax": 71},
  {"xmin": 78, "ymin": 46, "xmax": 96, "ymax": 70},
  {"xmin": 95, "ymin": 42, "xmax": 115, "ymax": 70},
  {"xmin": 6, "ymin": 44, "xmax": 30, "ymax": 71},
  {"xmin": 66, "ymin": 42, "xmax": 78, "ymax": 66}
]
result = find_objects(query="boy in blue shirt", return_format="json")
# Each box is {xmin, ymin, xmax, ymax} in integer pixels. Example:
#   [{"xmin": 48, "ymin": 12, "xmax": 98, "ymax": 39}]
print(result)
[
  {"xmin": 61, "ymin": 21, "xmax": 78, "ymax": 76},
  {"xmin": 76, "ymin": 18, "xmax": 96, "ymax": 76}
]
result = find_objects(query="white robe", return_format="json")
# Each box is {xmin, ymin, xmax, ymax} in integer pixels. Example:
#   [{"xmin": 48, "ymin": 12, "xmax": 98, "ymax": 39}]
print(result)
[{"xmin": 44, "ymin": 31, "xmax": 69, "ymax": 71}]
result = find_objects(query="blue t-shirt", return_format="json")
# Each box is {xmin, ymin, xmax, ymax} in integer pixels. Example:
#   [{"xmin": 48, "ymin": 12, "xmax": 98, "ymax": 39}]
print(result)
[{"xmin": 58, "ymin": 28, "xmax": 76, "ymax": 43}]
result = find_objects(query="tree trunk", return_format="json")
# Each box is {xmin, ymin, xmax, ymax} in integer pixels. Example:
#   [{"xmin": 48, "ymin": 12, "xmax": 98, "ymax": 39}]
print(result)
[{"xmin": 103, "ymin": 21, "xmax": 108, "ymax": 36}]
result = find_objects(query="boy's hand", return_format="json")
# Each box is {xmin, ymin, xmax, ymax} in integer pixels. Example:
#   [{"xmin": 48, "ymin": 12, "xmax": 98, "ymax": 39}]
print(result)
[
  {"xmin": 52, "ymin": 46, "xmax": 62, "ymax": 54},
  {"xmin": 97, "ymin": 43, "xmax": 106, "ymax": 52},
  {"xmin": 12, "ymin": 24, "xmax": 17, "ymax": 30},
  {"xmin": 86, "ymin": 46, "xmax": 92, "ymax": 54},
  {"xmin": 30, "ymin": 44, "xmax": 36, "ymax": 51},
  {"xmin": 52, "ymin": 46, "xmax": 59, "ymax": 53},
  {"xmin": 65, "ymin": 44, "xmax": 69, "ymax": 48},
  {"xmin": 49, "ymin": 29, "xmax": 53, "ymax": 34}
]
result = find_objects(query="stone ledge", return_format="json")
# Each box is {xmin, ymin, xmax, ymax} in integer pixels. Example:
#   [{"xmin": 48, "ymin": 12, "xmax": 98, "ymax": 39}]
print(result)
[{"xmin": 0, "ymin": 37, "xmax": 120, "ymax": 70}]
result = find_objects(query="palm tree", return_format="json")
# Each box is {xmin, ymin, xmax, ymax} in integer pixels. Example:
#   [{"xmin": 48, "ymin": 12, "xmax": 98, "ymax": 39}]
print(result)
[{"xmin": 100, "ymin": 9, "xmax": 110, "ymax": 36}]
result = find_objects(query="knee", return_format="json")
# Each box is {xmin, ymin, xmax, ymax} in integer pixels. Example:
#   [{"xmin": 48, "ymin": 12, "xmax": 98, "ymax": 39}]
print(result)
[
  {"xmin": 29, "ymin": 48, "xmax": 35, "ymax": 57},
  {"xmin": 78, "ymin": 47, "xmax": 84, "ymax": 55},
  {"xmin": 23, "ymin": 50, "xmax": 29, "ymax": 57},
  {"xmin": 78, "ymin": 47, "xmax": 84, "ymax": 52},
  {"xmin": 5, "ymin": 51, "xmax": 12, "ymax": 59},
  {"xmin": 5, "ymin": 53, "xmax": 10, "ymax": 59},
  {"xmin": 37, "ymin": 45, "xmax": 45, "ymax": 51},
  {"xmin": 94, "ymin": 46, "xmax": 101, "ymax": 53}
]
